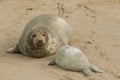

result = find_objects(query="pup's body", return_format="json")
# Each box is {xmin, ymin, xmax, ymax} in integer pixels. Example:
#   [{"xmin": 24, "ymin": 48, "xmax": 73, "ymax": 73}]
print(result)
[
  {"xmin": 49, "ymin": 45, "xmax": 104, "ymax": 76},
  {"xmin": 7, "ymin": 14, "xmax": 72, "ymax": 58}
]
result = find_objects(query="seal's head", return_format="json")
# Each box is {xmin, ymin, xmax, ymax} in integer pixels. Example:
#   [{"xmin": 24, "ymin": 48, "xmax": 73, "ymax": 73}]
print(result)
[
  {"xmin": 26, "ymin": 29, "xmax": 50, "ymax": 58},
  {"xmin": 27, "ymin": 28, "xmax": 55, "ymax": 58},
  {"xmin": 30, "ymin": 29, "xmax": 48, "ymax": 48}
]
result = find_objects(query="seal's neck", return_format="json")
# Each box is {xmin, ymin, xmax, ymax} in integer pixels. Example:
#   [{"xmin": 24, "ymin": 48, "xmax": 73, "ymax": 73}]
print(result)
[{"xmin": 46, "ymin": 34, "xmax": 58, "ymax": 53}]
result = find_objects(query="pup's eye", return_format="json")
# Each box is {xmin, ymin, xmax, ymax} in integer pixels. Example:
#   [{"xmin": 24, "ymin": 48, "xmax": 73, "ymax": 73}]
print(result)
[
  {"xmin": 43, "ymin": 34, "xmax": 45, "ymax": 36},
  {"xmin": 32, "ymin": 34, "xmax": 36, "ymax": 38}
]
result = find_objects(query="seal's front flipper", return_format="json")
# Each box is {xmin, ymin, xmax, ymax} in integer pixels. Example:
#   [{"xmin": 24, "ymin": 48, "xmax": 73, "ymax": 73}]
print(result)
[
  {"xmin": 6, "ymin": 45, "xmax": 20, "ymax": 53},
  {"xmin": 81, "ymin": 67, "xmax": 92, "ymax": 76},
  {"xmin": 48, "ymin": 58, "xmax": 56, "ymax": 65},
  {"xmin": 89, "ymin": 64, "xmax": 105, "ymax": 73}
]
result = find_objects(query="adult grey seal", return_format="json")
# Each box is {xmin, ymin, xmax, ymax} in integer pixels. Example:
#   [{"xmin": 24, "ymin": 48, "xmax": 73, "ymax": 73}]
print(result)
[
  {"xmin": 6, "ymin": 14, "xmax": 72, "ymax": 58},
  {"xmin": 49, "ymin": 45, "xmax": 104, "ymax": 76}
]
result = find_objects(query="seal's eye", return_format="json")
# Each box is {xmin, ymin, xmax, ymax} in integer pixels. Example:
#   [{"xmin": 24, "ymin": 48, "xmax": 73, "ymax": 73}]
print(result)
[
  {"xmin": 43, "ymin": 34, "xmax": 45, "ymax": 36},
  {"xmin": 32, "ymin": 34, "xmax": 36, "ymax": 38}
]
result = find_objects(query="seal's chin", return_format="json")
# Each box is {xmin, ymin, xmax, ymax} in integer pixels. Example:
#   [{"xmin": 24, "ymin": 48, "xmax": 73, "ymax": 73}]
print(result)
[
  {"xmin": 32, "ymin": 53, "xmax": 46, "ymax": 58},
  {"xmin": 32, "ymin": 48, "xmax": 49, "ymax": 58}
]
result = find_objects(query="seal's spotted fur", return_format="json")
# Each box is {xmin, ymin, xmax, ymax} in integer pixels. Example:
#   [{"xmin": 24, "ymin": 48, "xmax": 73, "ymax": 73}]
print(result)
[{"xmin": 6, "ymin": 14, "xmax": 72, "ymax": 58}]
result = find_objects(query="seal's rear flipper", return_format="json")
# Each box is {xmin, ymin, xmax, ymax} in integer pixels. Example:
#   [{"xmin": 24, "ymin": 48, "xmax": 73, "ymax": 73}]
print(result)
[
  {"xmin": 48, "ymin": 58, "xmax": 56, "ymax": 65},
  {"xmin": 6, "ymin": 45, "xmax": 20, "ymax": 53},
  {"xmin": 89, "ymin": 64, "xmax": 105, "ymax": 73},
  {"xmin": 81, "ymin": 67, "xmax": 92, "ymax": 76}
]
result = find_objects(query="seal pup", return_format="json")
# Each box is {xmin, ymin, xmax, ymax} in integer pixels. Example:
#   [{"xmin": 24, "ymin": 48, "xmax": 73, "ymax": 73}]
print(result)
[{"xmin": 49, "ymin": 45, "xmax": 104, "ymax": 76}]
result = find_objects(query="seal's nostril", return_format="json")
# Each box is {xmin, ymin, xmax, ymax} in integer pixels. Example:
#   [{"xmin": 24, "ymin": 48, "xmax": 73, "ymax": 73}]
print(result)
[{"xmin": 38, "ymin": 40, "xmax": 42, "ymax": 43}]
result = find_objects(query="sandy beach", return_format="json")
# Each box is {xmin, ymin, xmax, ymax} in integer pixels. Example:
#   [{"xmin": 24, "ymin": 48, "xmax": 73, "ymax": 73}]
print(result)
[{"xmin": 0, "ymin": 0, "xmax": 120, "ymax": 80}]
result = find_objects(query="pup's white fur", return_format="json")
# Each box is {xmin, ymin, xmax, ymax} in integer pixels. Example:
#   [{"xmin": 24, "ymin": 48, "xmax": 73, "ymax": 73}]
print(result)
[{"xmin": 49, "ymin": 45, "xmax": 104, "ymax": 76}]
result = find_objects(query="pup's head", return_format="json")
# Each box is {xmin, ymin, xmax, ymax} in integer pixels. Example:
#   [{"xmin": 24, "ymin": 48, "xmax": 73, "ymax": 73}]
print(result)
[{"xmin": 30, "ymin": 30, "xmax": 47, "ymax": 48}]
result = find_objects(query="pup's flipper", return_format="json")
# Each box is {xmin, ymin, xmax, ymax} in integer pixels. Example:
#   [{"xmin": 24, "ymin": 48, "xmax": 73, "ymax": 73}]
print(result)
[
  {"xmin": 82, "ymin": 67, "xmax": 92, "ymax": 76},
  {"xmin": 48, "ymin": 58, "xmax": 56, "ymax": 65},
  {"xmin": 89, "ymin": 64, "xmax": 105, "ymax": 73}
]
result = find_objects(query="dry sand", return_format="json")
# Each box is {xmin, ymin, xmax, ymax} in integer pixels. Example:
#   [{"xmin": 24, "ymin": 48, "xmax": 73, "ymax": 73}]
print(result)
[{"xmin": 0, "ymin": 0, "xmax": 120, "ymax": 80}]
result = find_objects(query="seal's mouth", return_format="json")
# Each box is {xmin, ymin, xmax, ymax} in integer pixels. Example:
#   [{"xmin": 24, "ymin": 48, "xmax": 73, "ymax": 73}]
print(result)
[
  {"xmin": 36, "ymin": 42, "xmax": 44, "ymax": 47},
  {"xmin": 32, "ymin": 39, "xmax": 46, "ymax": 48}
]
